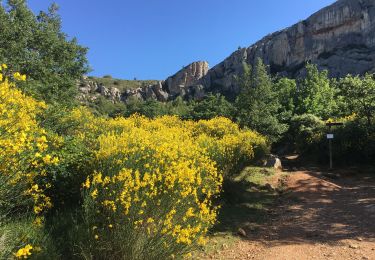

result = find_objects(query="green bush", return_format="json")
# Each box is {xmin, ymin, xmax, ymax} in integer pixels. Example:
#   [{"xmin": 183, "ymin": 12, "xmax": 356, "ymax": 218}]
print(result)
[{"xmin": 288, "ymin": 114, "xmax": 325, "ymax": 155}]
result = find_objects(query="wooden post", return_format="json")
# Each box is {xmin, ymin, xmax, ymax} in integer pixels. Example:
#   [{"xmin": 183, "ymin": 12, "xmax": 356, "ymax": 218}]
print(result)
[
  {"xmin": 325, "ymin": 122, "xmax": 343, "ymax": 170},
  {"xmin": 329, "ymin": 138, "xmax": 332, "ymax": 169}
]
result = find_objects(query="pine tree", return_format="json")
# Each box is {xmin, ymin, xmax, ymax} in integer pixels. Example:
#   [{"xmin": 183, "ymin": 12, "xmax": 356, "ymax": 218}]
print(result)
[{"xmin": 235, "ymin": 59, "xmax": 287, "ymax": 142}]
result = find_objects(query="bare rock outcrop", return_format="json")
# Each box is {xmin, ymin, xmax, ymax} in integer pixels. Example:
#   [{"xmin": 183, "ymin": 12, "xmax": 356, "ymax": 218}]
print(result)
[
  {"xmin": 77, "ymin": 78, "xmax": 121, "ymax": 103},
  {"xmin": 165, "ymin": 61, "xmax": 209, "ymax": 97},
  {"xmin": 121, "ymin": 61, "xmax": 209, "ymax": 102},
  {"xmin": 202, "ymin": 0, "xmax": 375, "ymax": 99}
]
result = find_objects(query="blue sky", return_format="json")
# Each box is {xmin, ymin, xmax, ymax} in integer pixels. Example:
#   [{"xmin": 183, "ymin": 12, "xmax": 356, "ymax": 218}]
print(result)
[{"xmin": 28, "ymin": 0, "xmax": 336, "ymax": 80}]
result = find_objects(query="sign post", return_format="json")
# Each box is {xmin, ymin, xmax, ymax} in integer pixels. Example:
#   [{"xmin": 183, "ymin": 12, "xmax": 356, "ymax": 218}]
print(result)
[
  {"xmin": 327, "ymin": 134, "xmax": 334, "ymax": 169},
  {"xmin": 325, "ymin": 122, "xmax": 343, "ymax": 169}
]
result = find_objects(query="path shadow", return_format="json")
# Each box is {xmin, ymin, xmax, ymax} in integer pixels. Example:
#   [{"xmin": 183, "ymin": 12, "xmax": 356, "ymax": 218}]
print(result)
[
  {"xmin": 212, "ymin": 175, "xmax": 281, "ymax": 235},
  {"xmin": 247, "ymin": 168, "xmax": 375, "ymax": 246}
]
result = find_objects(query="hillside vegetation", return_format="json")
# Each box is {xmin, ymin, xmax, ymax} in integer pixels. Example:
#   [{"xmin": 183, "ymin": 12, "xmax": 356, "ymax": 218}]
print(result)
[{"xmin": 89, "ymin": 76, "xmax": 158, "ymax": 91}]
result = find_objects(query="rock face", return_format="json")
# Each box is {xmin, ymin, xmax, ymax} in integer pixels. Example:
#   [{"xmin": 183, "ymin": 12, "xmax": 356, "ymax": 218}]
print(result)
[
  {"xmin": 77, "ymin": 78, "xmax": 122, "ymax": 103},
  {"xmin": 120, "ymin": 61, "xmax": 209, "ymax": 102},
  {"xmin": 202, "ymin": 0, "xmax": 375, "ymax": 99},
  {"xmin": 166, "ymin": 61, "xmax": 209, "ymax": 97}
]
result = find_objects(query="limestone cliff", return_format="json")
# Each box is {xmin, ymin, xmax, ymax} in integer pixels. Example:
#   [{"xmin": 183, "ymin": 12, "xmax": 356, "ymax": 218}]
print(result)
[{"xmin": 201, "ymin": 0, "xmax": 375, "ymax": 98}]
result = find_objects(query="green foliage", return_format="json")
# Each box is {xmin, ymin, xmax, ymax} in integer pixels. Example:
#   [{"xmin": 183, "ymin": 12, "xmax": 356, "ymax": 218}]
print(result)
[
  {"xmin": 338, "ymin": 73, "xmax": 375, "ymax": 125},
  {"xmin": 0, "ymin": 0, "xmax": 89, "ymax": 105},
  {"xmin": 296, "ymin": 64, "xmax": 338, "ymax": 119},
  {"xmin": 287, "ymin": 114, "xmax": 325, "ymax": 155},
  {"xmin": 90, "ymin": 96, "xmax": 127, "ymax": 117},
  {"xmin": 273, "ymin": 77, "xmax": 297, "ymax": 122},
  {"xmin": 331, "ymin": 119, "xmax": 375, "ymax": 163},
  {"xmin": 235, "ymin": 59, "xmax": 287, "ymax": 142},
  {"xmin": 167, "ymin": 96, "xmax": 193, "ymax": 118},
  {"xmin": 189, "ymin": 94, "xmax": 235, "ymax": 120}
]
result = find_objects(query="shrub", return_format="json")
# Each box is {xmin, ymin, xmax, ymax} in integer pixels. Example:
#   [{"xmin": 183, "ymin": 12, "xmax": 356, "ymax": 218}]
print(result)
[
  {"xmin": 0, "ymin": 68, "xmax": 62, "ymax": 258},
  {"xmin": 193, "ymin": 117, "xmax": 268, "ymax": 177},
  {"xmin": 332, "ymin": 119, "xmax": 375, "ymax": 164},
  {"xmin": 81, "ymin": 121, "xmax": 222, "ymax": 259},
  {"xmin": 0, "ymin": 70, "xmax": 58, "ymax": 219},
  {"xmin": 287, "ymin": 114, "xmax": 325, "ymax": 155},
  {"xmin": 55, "ymin": 113, "xmax": 268, "ymax": 258}
]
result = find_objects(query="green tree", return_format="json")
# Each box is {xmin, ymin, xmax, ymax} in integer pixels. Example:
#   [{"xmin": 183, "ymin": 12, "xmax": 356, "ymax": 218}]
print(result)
[
  {"xmin": 138, "ymin": 99, "xmax": 168, "ymax": 118},
  {"xmin": 90, "ymin": 96, "xmax": 127, "ymax": 117},
  {"xmin": 296, "ymin": 63, "xmax": 338, "ymax": 119},
  {"xmin": 339, "ymin": 73, "xmax": 375, "ymax": 125},
  {"xmin": 189, "ymin": 93, "xmax": 235, "ymax": 120},
  {"xmin": 0, "ymin": 1, "xmax": 89, "ymax": 105},
  {"xmin": 166, "ymin": 96, "xmax": 192, "ymax": 118},
  {"xmin": 235, "ymin": 59, "xmax": 287, "ymax": 142},
  {"xmin": 273, "ymin": 77, "xmax": 297, "ymax": 122}
]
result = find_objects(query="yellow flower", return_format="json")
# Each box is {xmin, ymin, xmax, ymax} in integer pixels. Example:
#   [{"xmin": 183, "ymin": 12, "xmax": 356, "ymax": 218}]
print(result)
[
  {"xmin": 13, "ymin": 72, "xmax": 27, "ymax": 81},
  {"xmin": 13, "ymin": 244, "xmax": 33, "ymax": 259},
  {"xmin": 2, "ymin": 63, "xmax": 7, "ymax": 69},
  {"xmin": 91, "ymin": 189, "xmax": 98, "ymax": 198},
  {"xmin": 33, "ymin": 217, "xmax": 44, "ymax": 227},
  {"xmin": 94, "ymin": 234, "xmax": 99, "ymax": 240}
]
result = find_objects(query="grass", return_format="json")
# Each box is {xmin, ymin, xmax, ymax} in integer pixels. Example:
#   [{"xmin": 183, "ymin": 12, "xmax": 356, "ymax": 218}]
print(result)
[
  {"xmin": 194, "ymin": 166, "xmax": 287, "ymax": 259},
  {"xmin": 88, "ymin": 76, "xmax": 158, "ymax": 92},
  {"xmin": 234, "ymin": 166, "xmax": 276, "ymax": 185}
]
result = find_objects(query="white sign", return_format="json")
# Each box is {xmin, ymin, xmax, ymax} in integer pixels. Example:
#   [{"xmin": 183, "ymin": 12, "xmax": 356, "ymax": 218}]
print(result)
[{"xmin": 327, "ymin": 134, "xmax": 334, "ymax": 139}]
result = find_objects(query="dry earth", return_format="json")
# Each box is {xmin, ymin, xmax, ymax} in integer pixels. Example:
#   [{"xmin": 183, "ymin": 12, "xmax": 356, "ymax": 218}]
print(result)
[{"xmin": 203, "ymin": 167, "xmax": 375, "ymax": 260}]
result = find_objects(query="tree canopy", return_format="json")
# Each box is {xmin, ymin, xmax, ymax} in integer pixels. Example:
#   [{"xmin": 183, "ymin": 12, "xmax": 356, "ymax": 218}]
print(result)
[
  {"xmin": 0, "ymin": 0, "xmax": 89, "ymax": 105},
  {"xmin": 235, "ymin": 59, "xmax": 287, "ymax": 142}
]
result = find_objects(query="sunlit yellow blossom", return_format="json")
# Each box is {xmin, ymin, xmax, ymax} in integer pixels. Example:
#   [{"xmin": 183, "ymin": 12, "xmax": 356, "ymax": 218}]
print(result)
[
  {"xmin": 13, "ymin": 244, "xmax": 33, "ymax": 259},
  {"xmin": 13, "ymin": 72, "xmax": 27, "ymax": 81}
]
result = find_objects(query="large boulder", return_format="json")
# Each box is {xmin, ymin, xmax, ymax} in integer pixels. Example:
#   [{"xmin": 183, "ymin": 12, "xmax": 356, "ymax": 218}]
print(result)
[{"xmin": 264, "ymin": 155, "xmax": 282, "ymax": 170}]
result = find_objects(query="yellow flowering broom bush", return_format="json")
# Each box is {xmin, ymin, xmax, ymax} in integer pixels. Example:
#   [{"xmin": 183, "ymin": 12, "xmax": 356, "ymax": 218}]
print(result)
[
  {"xmin": 192, "ymin": 117, "xmax": 268, "ymax": 176},
  {"xmin": 0, "ymin": 72, "xmax": 58, "ymax": 218},
  {"xmin": 69, "ymin": 112, "xmax": 268, "ymax": 259},
  {"xmin": 0, "ymin": 67, "xmax": 61, "ymax": 259},
  {"xmin": 83, "ymin": 127, "xmax": 221, "ymax": 258}
]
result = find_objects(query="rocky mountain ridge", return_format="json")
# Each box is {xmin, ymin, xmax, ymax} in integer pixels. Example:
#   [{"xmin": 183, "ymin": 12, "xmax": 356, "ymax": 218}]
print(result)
[
  {"xmin": 79, "ymin": 0, "xmax": 375, "ymax": 103},
  {"xmin": 202, "ymin": 0, "xmax": 375, "ymax": 98}
]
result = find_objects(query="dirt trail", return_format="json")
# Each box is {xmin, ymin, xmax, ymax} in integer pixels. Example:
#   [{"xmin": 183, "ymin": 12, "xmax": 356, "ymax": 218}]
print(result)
[{"xmin": 208, "ymin": 169, "xmax": 375, "ymax": 260}]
